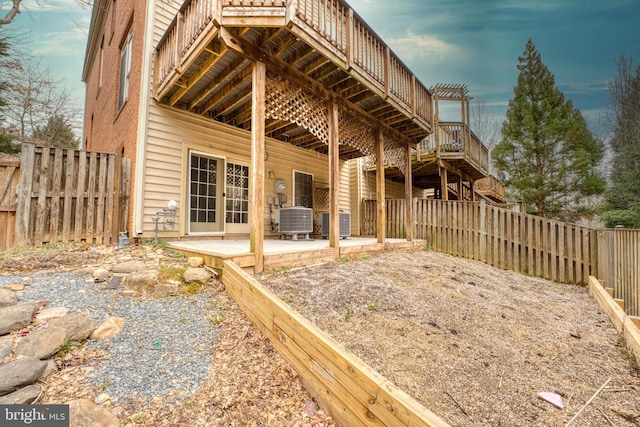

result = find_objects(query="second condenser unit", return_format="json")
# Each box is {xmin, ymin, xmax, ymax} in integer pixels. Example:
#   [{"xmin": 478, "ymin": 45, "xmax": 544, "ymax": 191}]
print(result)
[{"xmin": 321, "ymin": 212, "xmax": 351, "ymax": 239}]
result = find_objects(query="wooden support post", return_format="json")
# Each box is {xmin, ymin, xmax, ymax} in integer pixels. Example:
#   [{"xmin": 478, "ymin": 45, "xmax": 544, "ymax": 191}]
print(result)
[
  {"xmin": 376, "ymin": 128, "xmax": 386, "ymax": 244},
  {"xmin": 461, "ymin": 92, "xmax": 466, "ymax": 125},
  {"xmin": 404, "ymin": 145, "xmax": 413, "ymax": 241},
  {"xmin": 328, "ymin": 100, "xmax": 340, "ymax": 251},
  {"xmin": 440, "ymin": 165, "xmax": 448, "ymax": 201},
  {"xmin": 470, "ymin": 180, "xmax": 475, "ymax": 201},
  {"xmin": 457, "ymin": 175, "xmax": 463, "ymax": 200},
  {"xmin": 434, "ymin": 91, "xmax": 440, "ymax": 159},
  {"xmin": 250, "ymin": 61, "xmax": 266, "ymax": 273}
]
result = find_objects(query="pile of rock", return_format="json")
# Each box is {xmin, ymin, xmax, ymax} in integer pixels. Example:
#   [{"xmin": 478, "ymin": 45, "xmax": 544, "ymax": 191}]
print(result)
[
  {"xmin": 86, "ymin": 254, "xmax": 213, "ymax": 297},
  {"xmin": 0, "ymin": 286, "xmax": 123, "ymax": 425},
  {"xmin": 0, "ymin": 248, "xmax": 214, "ymax": 427}
]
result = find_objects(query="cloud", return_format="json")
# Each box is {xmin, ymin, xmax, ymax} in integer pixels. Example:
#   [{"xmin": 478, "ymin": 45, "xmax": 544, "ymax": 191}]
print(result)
[
  {"xmin": 491, "ymin": 1, "xmax": 567, "ymax": 12},
  {"xmin": 387, "ymin": 31, "xmax": 461, "ymax": 64},
  {"xmin": 32, "ymin": 26, "xmax": 88, "ymax": 56},
  {"xmin": 559, "ymin": 81, "xmax": 609, "ymax": 96}
]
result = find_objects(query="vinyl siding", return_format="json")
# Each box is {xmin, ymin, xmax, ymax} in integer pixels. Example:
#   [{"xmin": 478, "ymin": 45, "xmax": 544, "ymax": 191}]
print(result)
[{"xmin": 142, "ymin": 103, "xmax": 351, "ymax": 238}]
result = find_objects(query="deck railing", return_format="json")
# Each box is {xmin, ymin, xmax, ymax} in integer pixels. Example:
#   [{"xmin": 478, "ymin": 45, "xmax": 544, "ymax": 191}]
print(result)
[
  {"xmin": 155, "ymin": 0, "xmax": 216, "ymax": 96},
  {"xmin": 419, "ymin": 122, "xmax": 489, "ymax": 175},
  {"xmin": 155, "ymin": 0, "xmax": 433, "ymax": 129},
  {"xmin": 295, "ymin": 0, "xmax": 348, "ymax": 54},
  {"xmin": 475, "ymin": 175, "xmax": 506, "ymax": 201}
]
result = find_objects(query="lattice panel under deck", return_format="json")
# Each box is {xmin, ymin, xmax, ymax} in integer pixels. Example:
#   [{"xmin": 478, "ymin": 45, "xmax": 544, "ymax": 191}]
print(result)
[
  {"xmin": 383, "ymin": 130, "xmax": 407, "ymax": 176},
  {"xmin": 264, "ymin": 74, "xmax": 406, "ymax": 176},
  {"xmin": 265, "ymin": 75, "xmax": 329, "ymax": 144},
  {"xmin": 338, "ymin": 111, "xmax": 376, "ymax": 158},
  {"xmin": 313, "ymin": 186, "xmax": 330, "ymax": 234}
]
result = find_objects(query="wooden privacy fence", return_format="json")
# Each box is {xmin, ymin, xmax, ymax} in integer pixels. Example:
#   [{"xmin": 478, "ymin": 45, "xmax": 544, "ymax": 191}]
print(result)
[
  {"xmin": 0, "ymin": 143, "xmax": 131, "ymax": 250},
  {"xmin": 597, "ymin": 229, "xmax": 640, "ymax": 317},
  {"xmin": 362, "ymin": 199, "xmax": 640, "ymax": 316},
  {"xmin": 0, "ymin": 153, "xmax": 20, "ymax": 251}
]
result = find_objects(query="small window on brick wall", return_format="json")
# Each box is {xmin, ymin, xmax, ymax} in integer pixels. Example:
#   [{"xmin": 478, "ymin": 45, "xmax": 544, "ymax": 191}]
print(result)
[{"xmin": 117, "ymin": 28, "xmax": 132, "ymax": 111}]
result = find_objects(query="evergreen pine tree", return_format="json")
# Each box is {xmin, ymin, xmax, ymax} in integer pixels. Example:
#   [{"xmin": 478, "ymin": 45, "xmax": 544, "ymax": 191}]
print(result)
[
  {"xmin": 493, "ymin": 39, "xmax": 605, "ymax": 220},
  {"xmin": 33, "ymin": 115, "xmax": 79, "ymax": 149}
]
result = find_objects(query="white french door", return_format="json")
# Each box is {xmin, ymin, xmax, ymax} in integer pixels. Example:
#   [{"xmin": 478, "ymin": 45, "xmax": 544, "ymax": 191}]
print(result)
[{"xmin": 188, "ymin": 151, "xmax": 225, "ymax": 234}]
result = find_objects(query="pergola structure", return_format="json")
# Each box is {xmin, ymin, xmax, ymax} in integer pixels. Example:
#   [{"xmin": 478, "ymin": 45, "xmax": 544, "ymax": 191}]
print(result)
[
  {"xmin": 366, "ymin": 83, "xmax": 490, "ymax": 201},
  {"xmin": 154, "ymin": 0, "xmax": 437, "ymax": 271}
]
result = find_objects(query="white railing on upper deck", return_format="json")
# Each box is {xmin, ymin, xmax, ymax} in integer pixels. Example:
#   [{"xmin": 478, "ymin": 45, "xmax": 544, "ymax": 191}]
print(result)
[
  {"xmin": 418, "ymin": 122, "xmax": 489, "ymax": 175},
  {"xmin": 155, "ymin": 0, "xmax": 434, "ymax": 129}
]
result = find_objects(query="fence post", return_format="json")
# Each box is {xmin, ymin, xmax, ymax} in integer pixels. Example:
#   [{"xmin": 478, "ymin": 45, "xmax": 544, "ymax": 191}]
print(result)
[
  {"xmin": 478, "ymin": 200, "xmax": 486, "ymax": 262},
  {"xmin": 613, "ymin": 228, "xmax": 619, "ymax": 300},
  {"xmin": 110, "ymin": 154, "xmax": 123, "ymax": 245},
  {"xmin": 14, "ymin": 143, "xmax": 36, "ymax": 246}
]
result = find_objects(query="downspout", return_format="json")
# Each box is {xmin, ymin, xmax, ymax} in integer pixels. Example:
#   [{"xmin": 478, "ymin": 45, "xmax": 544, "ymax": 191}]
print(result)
[{"xmin": 133, "ymin": 0, "xmax": 157, "ymax": 236}]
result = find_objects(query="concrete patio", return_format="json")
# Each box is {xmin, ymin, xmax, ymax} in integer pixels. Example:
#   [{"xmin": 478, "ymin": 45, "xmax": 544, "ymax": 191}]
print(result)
[{"xmin": 166, "ymin": 237, "xmax": 422, "ymax": 272}]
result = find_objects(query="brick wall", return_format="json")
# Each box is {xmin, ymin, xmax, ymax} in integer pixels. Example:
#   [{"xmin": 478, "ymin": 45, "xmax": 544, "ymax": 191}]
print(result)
[{"xmin": 83, "ymin": 0, "xmax": 148, "ymax": 231}]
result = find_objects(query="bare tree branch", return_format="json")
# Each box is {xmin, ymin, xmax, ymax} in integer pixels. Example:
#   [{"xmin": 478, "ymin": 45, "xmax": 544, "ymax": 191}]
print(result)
[
  {"xmin": 0, "ymin": 0, "xmax": 22, "ymax": 26},
  {"xmin": 0, "ymin": 38, "xmax": 83, "ymax": 142},
  {"xmin": 74, "ymin": 0, "xmax": 93, "ymax": 8},
  {"xmin": 469, "ymin": 97, "xmax": 500, "ymax": 174}
]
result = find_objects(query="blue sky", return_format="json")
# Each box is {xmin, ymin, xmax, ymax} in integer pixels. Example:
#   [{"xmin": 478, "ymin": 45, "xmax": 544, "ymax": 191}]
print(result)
[
  {"xmin": 4, "ymin": 0, "xmax": 639, "ymax": 139},
  {"xmin": 2, "ymin": 0, "xmax": 91, "ymax": 122},
  {"xmin": 347, "ymin": 0, "xmax": 639, "ymax": 136}
]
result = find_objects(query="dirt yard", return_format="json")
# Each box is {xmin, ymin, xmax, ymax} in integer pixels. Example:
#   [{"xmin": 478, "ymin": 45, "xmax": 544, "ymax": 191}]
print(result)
[
  {"xmin": 260, "ymin": 250, "xmax": 640, "ymax": 427},
  {"xmin": 2, "ymin": 244, "xmax": 639, "ymax": 426}
]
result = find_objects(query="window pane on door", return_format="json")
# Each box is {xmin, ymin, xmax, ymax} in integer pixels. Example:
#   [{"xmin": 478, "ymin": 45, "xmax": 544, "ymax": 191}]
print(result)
[
  {"xmin": 190, "ymin": 154, "xmax": 217, "ymax": 223},
  {"xmin": 226, "ymin": 163, "xmax": 249, "ymax": 224}
]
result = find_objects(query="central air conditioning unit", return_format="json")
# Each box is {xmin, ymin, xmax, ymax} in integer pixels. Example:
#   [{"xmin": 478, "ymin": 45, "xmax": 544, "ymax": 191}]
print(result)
[
  {"xmin": 321, "ymin": 212, "xmax": 351, "ymax": 239},
  {"xmin": 276, "ymin": 207, "xmax": 313, "ymax": 240}
]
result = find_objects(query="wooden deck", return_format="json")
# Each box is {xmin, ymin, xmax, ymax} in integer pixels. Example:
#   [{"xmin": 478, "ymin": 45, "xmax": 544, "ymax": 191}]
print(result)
[
  {"xmin": 362, "ymin": 84, "xmax": 489, "ymax": 197},
  {"xmin": 154, "ymin": 0, "xmax": 434, "ymax": 161},
  {"xmin": 416, "ymin": 122, "xmax": 488, "ymax": 180},
  {"xmin": 475, "ymin": 175, "xmax": 506, "ymax": 203},
  {"xmin": 363, "ymin": 121, "xmax": 489, "ymax": 192},
  {"xmin": 167, "ymin": 237, "xmax": 422, "ymax": 272}
]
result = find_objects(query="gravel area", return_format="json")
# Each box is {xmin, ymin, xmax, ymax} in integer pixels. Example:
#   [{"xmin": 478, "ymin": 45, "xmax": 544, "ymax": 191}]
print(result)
[{"xmin": 0, "ymin": 270, "xmax": 217, "ymax": 406}]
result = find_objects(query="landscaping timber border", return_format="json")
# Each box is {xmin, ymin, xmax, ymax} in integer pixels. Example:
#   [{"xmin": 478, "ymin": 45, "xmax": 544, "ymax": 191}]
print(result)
[
  {"xmin": 221, "ymin": 259, "xmax": 450, "ymax": 427},
  {"xmin": 588, "ymin": 275, "xmax": 640, "ymax": 364}
]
